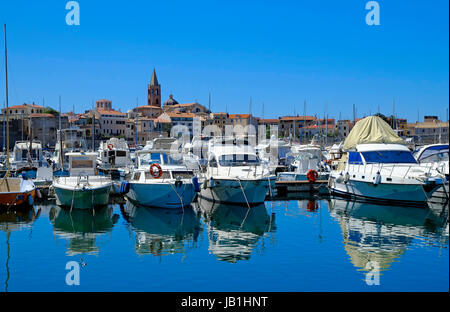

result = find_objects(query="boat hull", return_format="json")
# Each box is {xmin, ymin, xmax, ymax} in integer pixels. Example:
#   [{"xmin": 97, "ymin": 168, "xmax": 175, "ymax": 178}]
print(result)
[
  {"xmin": 0, "ymin": 189, "xmax": 36, "ymax": 207},
  {"xmin": 328, "ymin": 176, "xmax": 429, "ymax": 206},
  {"xmin": 0, "ymin": 178, "xmax": 36, "ymax": 207},
  {"xmin": 199, "ymin": 177, "xmax": 274, "ymax": 205},
  {"xmin": 54, "ymin": 185, "xmax": 111, "ymax": 209},
  {"xmin": 126, "ymin": 181, "xmax": 196, "ymax": 209}
]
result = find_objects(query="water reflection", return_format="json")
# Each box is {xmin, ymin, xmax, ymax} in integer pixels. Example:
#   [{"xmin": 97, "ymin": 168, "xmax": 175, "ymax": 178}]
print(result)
[
  {"xmin": 196, "ymin": 197, "xmax": 276, "ymax": 263},
  {"xmin": 329, "ymin": 198, "xmax": 448, "ymax": 273},
  {"xmin": 1, "ymin": 206, "xmax": 41, "ymax": 292},
  {"xmin": 121, "ymin": 201, "xmax": 201, "ymax": 257},
  {"xmin": 49, "ymin": 206, "xmax": 119, "ymax": 256}
]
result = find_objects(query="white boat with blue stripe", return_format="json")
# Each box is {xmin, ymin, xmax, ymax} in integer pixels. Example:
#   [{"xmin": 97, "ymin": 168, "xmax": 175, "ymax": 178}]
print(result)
[{"xmin": 123, "ymin": 138, "xmax": 199, "ymax": 209}]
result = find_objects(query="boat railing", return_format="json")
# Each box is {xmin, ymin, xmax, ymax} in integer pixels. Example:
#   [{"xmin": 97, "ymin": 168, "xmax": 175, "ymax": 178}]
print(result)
[{"xmin": 344, "ymin": 161, "xmax": 439, "ymax": 179}]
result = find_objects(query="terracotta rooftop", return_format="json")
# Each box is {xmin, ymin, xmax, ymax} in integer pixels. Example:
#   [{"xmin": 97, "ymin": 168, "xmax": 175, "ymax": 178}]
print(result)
[
  {"xmin": 8, "ymin": 103, "xmax": 44, "ymax": 110},
  {"xmin": 96, "ymin": 108, "xmax": 125, "ymax": 116},
  {"xmin": 166, "ymin": 112, "xmax": 197, "ymax": 118},
  {"xmin": 30, "ymin": 113, "xmax": 55, "ymax": 118},
  {"xmin": 229, "ymin": 114, "xmax": 252, "ymax": 119},
  {"xmin": 258, "ymin": 119, "xmax": 280, "ymax": 124},
  {"xmin": 279, "ymin": 116, "xmax": 316, "ymax": 121},
  {"xmin": 303, "ymin": 124, "xmax": 335, "ymax": 129}
]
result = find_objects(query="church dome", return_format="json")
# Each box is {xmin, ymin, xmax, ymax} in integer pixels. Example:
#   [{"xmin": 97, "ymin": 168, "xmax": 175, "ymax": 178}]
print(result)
[{"xmin": 163, "ymin": 94, "xmax": 179, "ymax": 106}]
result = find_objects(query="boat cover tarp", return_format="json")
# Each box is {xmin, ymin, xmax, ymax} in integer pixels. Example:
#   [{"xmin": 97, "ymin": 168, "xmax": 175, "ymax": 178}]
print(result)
[{"xmin": 343, "ymin": 116, "xmax": 404, "ymax": 151}]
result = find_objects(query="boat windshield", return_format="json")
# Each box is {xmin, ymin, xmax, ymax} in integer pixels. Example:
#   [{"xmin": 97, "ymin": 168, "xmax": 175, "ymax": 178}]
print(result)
[
  {"xmin": 140, "ymin": 152, "xmax": 184, "ymax": 166},
  {"xmin": 418, "ymin": 150, "xmax": 449, "ymax": 163},
  {"xmin": 218, "ymin": 154, "xmax": 260, "ymax": 166},
  {"xmin": 361, "ymin": 150, "xmax": 418, "ymax": 164},
  {"xmin": 415, "ymin": 146, "xmax": 449, "ymax": 163}
]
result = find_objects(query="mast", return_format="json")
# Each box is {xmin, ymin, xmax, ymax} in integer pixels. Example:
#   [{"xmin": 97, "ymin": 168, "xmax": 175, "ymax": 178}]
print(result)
[
  {"xmin": 135, "ymin": 97, "xmax": 138, "ymax": 146},
  {"xmin": 92, "ymin": 101, "xmax": 95, "ymax": 150},
  {"xmin": 58, "ymin": 96, "xmax": 63, "ymax": 169},
  {"xmin": 4, "ymin": 24, "xmax": 10, "ymax": 174},
  {"xmin": 2, "ymin": 101, "xmax": 4, "ymax": 153},
  {"xmin": 28, "ymin": 116, "xmax": 33, "ymax": 166}
]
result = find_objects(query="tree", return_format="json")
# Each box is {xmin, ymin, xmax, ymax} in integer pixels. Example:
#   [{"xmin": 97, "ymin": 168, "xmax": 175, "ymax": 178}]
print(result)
[{"xmin": 43, "ymin": 107, "xmax": 59, "ymax": 116}]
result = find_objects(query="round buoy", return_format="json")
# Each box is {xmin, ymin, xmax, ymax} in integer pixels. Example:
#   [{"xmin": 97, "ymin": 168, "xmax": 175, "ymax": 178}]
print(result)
[
  {"xmin": 107, "ymin": 143, "xmax": 114, "ymax": 150},
  {"xmin": 149, "ymin": 163, "xmax": 163, "ymax": 179},
  {"xmin": 306, "ymin": 169, "xmax": 319, "ymax": 183}
]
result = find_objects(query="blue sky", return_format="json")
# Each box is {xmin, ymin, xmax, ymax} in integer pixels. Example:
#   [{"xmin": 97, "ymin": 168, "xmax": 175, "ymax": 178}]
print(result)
[{"xmin": 0, "ymin": 0, "xmax": 448, "ymax": 122}]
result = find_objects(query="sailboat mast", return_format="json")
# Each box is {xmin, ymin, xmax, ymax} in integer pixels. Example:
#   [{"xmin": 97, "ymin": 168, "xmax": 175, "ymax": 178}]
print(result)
[
  {"xmin": 59, "ymin": 96, "xmax": 63, "ymax": 169},
  {"xmin": 4, "ymin": 24, "xmax": 10, "ymax": 173}
]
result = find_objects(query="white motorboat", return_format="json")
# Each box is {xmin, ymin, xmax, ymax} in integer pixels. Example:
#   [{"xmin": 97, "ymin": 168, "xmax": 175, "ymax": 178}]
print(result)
[
  {"xmin": 414, "ymin": 144, "xmax": 449, "ymax": 179},
  {"xmin": 123, "ymin": 138, "xmax": 199, "ymax": 209},
  {"xmin": 255, "ymin": 136, "xmax": 293, "ymax": 173},
  {"xmin": 328, "ymin": 116, "xmax": 445, "ymax": 206},
  {"xmin": 199, "ymin": 137, "xmax": 276, "ymax": 205},
  {"xmin": 53, "ymin": 152, "xmax": 112, "ymax": 209},
  {"xmin": 413, "ymin": 143, "xmax": 449, "ymax": 204},
  {"xmin": 10, "ymin": 141, "xmax": 44, "ymax": 174},
  {"xmin": 278, "ymin": 144, "xmax": 329, "ymax": 182},
  {"xmin": 97, "ymin": 137, "xmax": 133, "ymax": 170}
]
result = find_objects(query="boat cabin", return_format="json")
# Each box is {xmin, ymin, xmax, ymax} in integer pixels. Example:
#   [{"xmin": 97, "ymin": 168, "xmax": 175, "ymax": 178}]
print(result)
[
  {"xmin": 347, "ymin": 144, "xmax": 418, "ymax": 166},
  {"xmin": 67, "ymin": 152, "xmax": 97, "ymax": 176},
  {"xmin": 11, "ymin": 141, "xmax": 43, "ymax": 169}
]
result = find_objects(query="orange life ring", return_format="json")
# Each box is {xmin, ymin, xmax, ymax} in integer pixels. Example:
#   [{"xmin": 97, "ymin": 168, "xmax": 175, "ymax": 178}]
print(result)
[
  {"xmin": 306, "ymin": 169, "xmax": 319, "ymax": 183},
  {"xmin": 107, "ymin": 143, "xmax": 114, "ymax": 150},
  {"xmin": 149, "ymin": 163, "xmax": 163, "ymax": 179}
]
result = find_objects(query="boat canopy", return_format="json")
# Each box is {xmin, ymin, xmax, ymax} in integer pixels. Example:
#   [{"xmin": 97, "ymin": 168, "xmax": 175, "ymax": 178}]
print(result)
[{"xmin": 343, "ymin": 116, "xmax": 404, "ymax": 151}]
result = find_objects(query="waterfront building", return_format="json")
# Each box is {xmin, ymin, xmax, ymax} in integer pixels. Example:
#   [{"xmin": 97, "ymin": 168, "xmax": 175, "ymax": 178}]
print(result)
[
  {"xmin": 95, "ymin": 99, "xmax": 126, "ymax": 138},
  {"xmin": 1, "ymin": 102, "xmax": 45, "ymax": 120},
  {"xmin": 411, "ymin": 116, "xmax": 449, "ymax": 144},
  {"xmin": 279, "ymin": 116, "xmax": 316, "ymax": 138},
  {"xmin": 336, "ymin": 120, "xmax": 354, "ymax": 140}
]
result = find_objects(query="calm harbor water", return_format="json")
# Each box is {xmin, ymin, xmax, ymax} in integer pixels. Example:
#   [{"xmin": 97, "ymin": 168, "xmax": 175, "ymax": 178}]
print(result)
[{"xmin": 0, "ymin": 194, "xmax": 448, "ymax": 292}]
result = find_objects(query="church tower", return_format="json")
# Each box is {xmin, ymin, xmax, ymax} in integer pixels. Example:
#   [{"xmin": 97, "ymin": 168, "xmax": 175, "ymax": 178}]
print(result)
[{"xmin": 148, "ymin": 68, "xmax": 161, "ymax": 107}]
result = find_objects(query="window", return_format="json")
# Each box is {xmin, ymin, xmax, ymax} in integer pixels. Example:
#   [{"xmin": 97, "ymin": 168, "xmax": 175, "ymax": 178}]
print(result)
[
  {"xmin": 361, "ymin": 150, "xmax": 417, "ymax": 164},
  {"xmin": 209, "ymin": 157, "xmax": 218, "ymax": 167},
  {"xmin": 348, "ymin": 152, "xmax": 363, "ymax": 164},
  {"xmin": 218, "ymin": 154, "xmax": 260, "ymax": 166}
]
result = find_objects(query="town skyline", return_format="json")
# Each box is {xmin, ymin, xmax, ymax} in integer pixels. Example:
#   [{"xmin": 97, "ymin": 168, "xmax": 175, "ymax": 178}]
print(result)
[{"xmin": 0, "ymin": 1, "xmax": 448, "ymax": 122}]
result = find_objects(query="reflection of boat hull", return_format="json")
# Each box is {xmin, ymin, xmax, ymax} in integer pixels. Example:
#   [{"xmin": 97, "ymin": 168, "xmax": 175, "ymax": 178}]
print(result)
[
  {"xmin": 122, "ymin": 201, "xmax": 200, "ymax": 256},
  {"xmin": 54, "ymin": 183, "xmax": 111, "ymax": 209},
  {"xmin": 199, "ymin": 177, "xmax": 274, "ymax": 205},
  {"xmin": 329, "ymin": 177, "xmax": 431, "ymax": 206},
  {"xmin": 127, "ymin": 181, "xmax": 196, "ymax": 209},
  {"xmin": 197, "ymin": 197, "xmax": 275, "ymax": 262}
]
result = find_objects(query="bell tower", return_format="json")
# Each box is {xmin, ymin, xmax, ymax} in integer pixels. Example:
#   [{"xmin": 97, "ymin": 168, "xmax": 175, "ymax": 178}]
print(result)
[{"xmin": 148, "ymin": 68, "xmax": 161, "ymax": 107}]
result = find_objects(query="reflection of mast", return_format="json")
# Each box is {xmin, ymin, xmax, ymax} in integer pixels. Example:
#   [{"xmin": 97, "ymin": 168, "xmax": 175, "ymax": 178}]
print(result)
[{"xmin": 5, "ymin": 231, "xmax": 10, "ymax": 292}]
